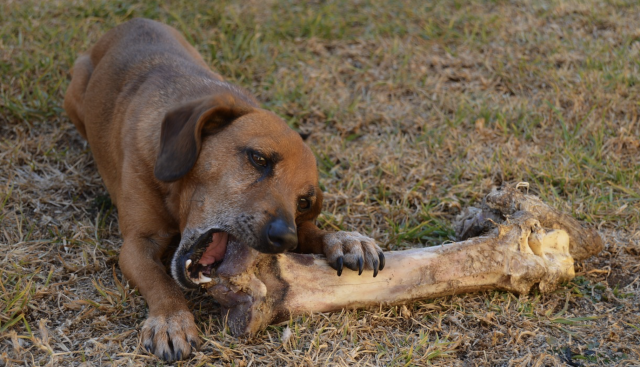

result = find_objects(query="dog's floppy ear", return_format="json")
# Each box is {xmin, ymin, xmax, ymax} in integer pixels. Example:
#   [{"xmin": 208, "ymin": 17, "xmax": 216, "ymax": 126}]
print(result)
[{"xmin": 155, "ymin": 93, "xmax": 254, "ymax": 182}]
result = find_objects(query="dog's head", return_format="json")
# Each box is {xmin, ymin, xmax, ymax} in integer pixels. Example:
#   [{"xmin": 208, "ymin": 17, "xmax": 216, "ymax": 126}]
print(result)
[{"xmin": 155, "ymin": 93, "xmax": 322, "ymax": 288}]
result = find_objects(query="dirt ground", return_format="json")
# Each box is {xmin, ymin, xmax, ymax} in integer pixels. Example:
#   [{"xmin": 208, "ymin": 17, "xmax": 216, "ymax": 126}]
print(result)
[{"xmin": 1, "ymin": 0, "xmax": 639, "ymax": 366}]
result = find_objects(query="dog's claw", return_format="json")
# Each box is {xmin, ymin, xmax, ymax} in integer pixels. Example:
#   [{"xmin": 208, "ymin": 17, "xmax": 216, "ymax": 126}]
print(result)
[
  {"xmin": 141, "ymin": 310, "xmax": 198, "ymax": 362},
  {"xmin": 323, "ymin": 231, "xmax": 382, "ymax": 277},
  {"xmin": 189, "ymin": 339, "xmax": 198, "ymax": 350},
  {"xmin": 378, "ymin": 252, "xmax": 385, "ymax": 271},
  {"xmin": 373, "ymin": 258, "xmax": 379, "ymax": 278}
]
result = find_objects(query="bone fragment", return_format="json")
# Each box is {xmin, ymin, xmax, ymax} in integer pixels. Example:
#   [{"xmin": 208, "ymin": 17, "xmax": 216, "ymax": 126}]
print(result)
[{"xmin": 206, "ymin": 185, "xmax": 603, "ymax": 336}]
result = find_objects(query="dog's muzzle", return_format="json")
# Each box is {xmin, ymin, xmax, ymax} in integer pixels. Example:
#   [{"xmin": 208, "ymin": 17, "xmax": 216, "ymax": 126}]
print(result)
[
  {"xmin": 171, "ymin": 217, "xmax": 298, "ymax": 288},
  {"xmin": 172, "ymin": 229, "xmax": 229, "ymax": 288}
]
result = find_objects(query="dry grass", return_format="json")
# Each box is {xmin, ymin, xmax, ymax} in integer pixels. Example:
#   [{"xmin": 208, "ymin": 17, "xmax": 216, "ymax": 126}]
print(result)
[{"xmin": 1, "ymin": 0, "xmax": 639, "ymax": 365}]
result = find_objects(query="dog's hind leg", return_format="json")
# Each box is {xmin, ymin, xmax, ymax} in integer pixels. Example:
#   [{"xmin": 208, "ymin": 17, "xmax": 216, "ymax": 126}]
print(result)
[{"xmin": 63, "ymin": 54, "xmax": 93, "ymax": 139}]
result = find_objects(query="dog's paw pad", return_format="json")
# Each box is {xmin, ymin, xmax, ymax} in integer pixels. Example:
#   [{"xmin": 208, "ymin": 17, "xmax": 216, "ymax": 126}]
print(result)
[
  {"xmin": 141, "ymin": 309, "xmax": 200, "ymax": 361},
  {"xmin": 322, "ymin": 231, "xmax": 384, "ymax": 277}
]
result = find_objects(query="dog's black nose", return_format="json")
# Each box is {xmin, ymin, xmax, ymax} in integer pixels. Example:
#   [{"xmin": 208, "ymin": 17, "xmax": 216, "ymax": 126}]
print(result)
[{"xmin": 267, "ymin": 219, "xmax": 298, "ymax": 251}]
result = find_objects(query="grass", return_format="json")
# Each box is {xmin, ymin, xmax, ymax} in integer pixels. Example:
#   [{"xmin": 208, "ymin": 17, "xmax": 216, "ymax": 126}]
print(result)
[{"xmin": 1, "ymin": 0, "xmax": 640, "ymax": 365}]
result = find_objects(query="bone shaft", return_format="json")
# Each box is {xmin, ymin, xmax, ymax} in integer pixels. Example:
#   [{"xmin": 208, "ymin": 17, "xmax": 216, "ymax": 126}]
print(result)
[{"xmin": 268, "ymin": 236, "xmax": 516, "ymax": 320}]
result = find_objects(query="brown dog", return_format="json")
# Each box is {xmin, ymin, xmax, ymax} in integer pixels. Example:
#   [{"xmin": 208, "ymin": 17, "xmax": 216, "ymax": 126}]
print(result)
[{"xmin": 63, "ymin": 18, "xmax": 384, "ymax": 361}]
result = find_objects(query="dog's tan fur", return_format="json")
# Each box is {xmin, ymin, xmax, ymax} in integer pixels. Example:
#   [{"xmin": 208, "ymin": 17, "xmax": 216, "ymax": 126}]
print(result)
[{"xmin": 64, "ymin": 18, "xmax": 383, "ymax": 361}]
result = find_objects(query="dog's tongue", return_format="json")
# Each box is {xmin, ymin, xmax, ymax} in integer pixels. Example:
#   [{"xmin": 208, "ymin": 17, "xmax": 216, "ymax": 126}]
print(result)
[{"xmin": 199, "ymin": 232, "xmax": 228, "ymax": 265}]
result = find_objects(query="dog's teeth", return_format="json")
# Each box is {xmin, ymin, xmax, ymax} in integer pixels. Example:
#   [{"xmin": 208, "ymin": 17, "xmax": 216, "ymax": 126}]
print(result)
[
  {"xmin": 189, "ymin": 272, "xmax": 213, "ymax": 285},
  {"xmin": 200, "ymin": 275, "xmax": 212, "ymax": 283},
  {"xmin": 186, "ymin": 259, "xmax": 192, "ymax": 269}
]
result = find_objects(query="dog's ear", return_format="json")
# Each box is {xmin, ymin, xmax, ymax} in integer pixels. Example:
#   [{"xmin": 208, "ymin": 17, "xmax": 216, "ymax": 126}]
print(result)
[
  {"xmin": 155, "ymin": 93, "xmax": 254, "ymax": 182},
  {"xmin": 298, "ymin": 131, "xmax": 311, "ymax": 141}
]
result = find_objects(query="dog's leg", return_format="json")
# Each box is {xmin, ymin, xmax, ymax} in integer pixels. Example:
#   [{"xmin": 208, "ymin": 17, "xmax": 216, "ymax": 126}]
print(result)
[
  {"xmin": 118, "ymin": 234, "xmax": 200, "ymax": 361},
  {"xmin": 63, "ymin": 54, "xmax": 93, "ymax": 139},
  {"xmin": 117, "ymin": 186, "xmax": 200, "ymax": 362},
  {"xmin": 297, "ymin": 221, "xmax": 385, "ymax": 277}
]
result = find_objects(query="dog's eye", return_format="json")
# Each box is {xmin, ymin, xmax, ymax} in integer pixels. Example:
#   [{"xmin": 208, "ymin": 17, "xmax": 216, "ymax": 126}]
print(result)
[
  {"xmin": 251, "ymin": 152, "xmax": 267, "ymax": 167},
  {"xmin": 298, "ymin": 198, "xmax": 311, "ymax": 211}
]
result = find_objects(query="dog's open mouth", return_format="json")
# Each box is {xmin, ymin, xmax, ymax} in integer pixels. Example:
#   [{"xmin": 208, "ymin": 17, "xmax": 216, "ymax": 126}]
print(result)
[{"xmin": 184, "ymin": 229, "xmax": 229, "ymax": 285}]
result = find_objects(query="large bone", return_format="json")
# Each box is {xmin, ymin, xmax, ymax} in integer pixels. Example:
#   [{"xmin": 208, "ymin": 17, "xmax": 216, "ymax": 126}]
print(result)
[{"xmin": 205, "ymin": 186, "xmax": 603, "ymax": 336}]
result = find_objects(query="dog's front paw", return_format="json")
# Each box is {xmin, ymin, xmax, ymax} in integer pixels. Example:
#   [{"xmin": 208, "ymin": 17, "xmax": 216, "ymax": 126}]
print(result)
[
  {"xmin": 323, "ymin": 231, "xmax": 385, "ymax": 277},
  {"xmin": 141, "ymin": 309, "xmax": 200, "ymax": 361}
]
